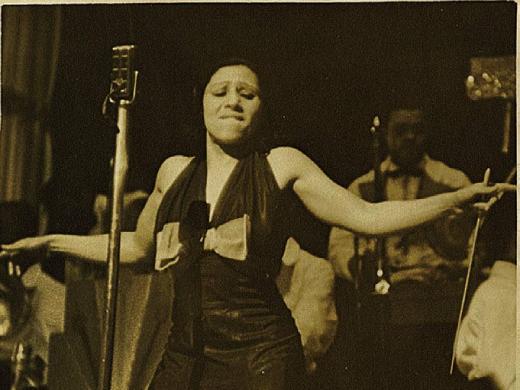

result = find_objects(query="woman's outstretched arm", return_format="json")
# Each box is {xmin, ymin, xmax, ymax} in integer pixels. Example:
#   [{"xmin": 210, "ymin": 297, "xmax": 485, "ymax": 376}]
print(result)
[
  {"xmin": 0, "ymin": 155, "xmax": 192, "ymax": 264},
  {"xmin": 35, "ymin": 232, "xmax": 146, "ymax": 264},
  {"xmin": 269, "ymin": 147, "xmax": 514, "ymax": 236}
]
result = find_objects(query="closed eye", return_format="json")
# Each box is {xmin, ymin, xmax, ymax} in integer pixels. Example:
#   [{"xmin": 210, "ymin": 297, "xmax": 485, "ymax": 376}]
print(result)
[{"xmin": 240, "ymin": 93, "xmax": 256, "ymax": 100}]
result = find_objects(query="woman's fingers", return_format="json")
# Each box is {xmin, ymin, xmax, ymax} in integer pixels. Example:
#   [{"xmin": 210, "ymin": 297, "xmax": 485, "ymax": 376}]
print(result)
[
  {"xmin": 498, "ymin": 183, "xmax": 516, "ymax": 191},
  {"xmin": 1, "ymin": 242, "xmax": 21, "ymax": 251},
  {"xmin": 0, "ymin": 248, "xmax": 13, "ymax": 260},
  {"xmin": 473, "ymin": 194, "xmax": 502, "ymax": 215},
  {"xmin": 0, "ymin": 244, "xmax": 22, "ymax": 260},
  {"xmin": 451, "ymin": 206, "xmax": 465, "ymax": 215},
  {"xmin": 0, "ymin": 237, "xmax": 47, "ymax": 260},
  {"xmin": 0, "ymin": 242, "xmax": 17, "ymax": 257},
  {"xmin": 473, "ymin": 182, "xmax": 515, "ymax": 211},
  {"xmin": 473, "ymin": 202, "xmax": 491, "ymax": 213},
  {"xmin": 487, "ymin": 183, "xmax": 516, "ymax": 195},
  {"xmin": 469, "ymin": 183, "xmax": 516, "ymax": 204},
  {"xmin": 1, "ymin": 240, "xmax": 29, "ymax": 252}
]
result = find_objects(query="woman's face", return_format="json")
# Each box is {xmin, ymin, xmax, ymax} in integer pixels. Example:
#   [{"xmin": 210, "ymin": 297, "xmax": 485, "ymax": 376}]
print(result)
[{"xmin": 203, "ymin": 65, "xmax": 262, "ymax": 146}]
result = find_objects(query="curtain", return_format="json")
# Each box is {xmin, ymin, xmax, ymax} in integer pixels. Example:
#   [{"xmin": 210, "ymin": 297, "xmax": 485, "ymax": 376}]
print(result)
[{"xmin": 0, "ymin": 6, "xmax": 61, "ymax": 204}]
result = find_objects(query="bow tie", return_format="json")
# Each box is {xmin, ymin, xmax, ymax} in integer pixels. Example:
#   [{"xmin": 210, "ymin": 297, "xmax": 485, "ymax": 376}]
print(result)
[{"xmin": 155, "ymin": 215, "xmax": 250, "ymax": 271}]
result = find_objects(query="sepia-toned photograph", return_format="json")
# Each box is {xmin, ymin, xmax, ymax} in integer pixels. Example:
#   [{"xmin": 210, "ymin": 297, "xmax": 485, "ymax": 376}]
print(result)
[{"xmin": 0, "ymin": 3, "xmax": 516, "ymax": 389}]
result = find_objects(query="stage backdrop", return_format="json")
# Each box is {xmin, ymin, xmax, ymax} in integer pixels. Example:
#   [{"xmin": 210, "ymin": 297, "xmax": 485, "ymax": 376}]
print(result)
[{"xmin": 2, "ymin": 3, "xmax": 516, "ymax": 246}]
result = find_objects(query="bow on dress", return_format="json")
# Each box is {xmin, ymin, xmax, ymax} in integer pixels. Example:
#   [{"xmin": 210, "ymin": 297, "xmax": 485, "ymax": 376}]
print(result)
[{"xmin": 155, "ymin": 214, "xmax": 251, "ymax": 271}]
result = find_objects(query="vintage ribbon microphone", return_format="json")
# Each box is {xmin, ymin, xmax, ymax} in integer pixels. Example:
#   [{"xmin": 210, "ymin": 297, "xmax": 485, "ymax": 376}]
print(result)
[{"xmin": 99, "ymin": 45, "xmax": 138, "ymax": 390}]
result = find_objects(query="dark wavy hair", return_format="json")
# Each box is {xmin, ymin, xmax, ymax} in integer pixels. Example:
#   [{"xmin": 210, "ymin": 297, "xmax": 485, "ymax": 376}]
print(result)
[{"xmin": 191, "ymin": 58, "xmax": 274, "ymax": 156}]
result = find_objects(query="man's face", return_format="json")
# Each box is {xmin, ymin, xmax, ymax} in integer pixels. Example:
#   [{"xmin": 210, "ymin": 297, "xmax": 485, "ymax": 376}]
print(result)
[{"xmin": 386, "ymin": 109, "xmax": 426, "ymax": 169}]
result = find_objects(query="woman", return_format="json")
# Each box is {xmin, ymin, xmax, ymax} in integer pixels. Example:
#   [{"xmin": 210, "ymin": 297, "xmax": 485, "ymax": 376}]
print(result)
[{"xmin": 0, "ymin": 59, "xmax": 513, "ymax": 389}]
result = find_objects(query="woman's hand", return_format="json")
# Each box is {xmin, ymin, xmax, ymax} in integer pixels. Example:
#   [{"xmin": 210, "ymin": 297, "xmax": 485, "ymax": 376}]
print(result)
[
  {"xmin": 269, "ymin": 147, "xmax": 516, "ymax": 236},
  {"xmin": 0, "ymin": 236, "xmax": 50, "ymax": 261},
  {"xmin": 455, "ymin": 182, "xmax": 516, "ymax": 213}
]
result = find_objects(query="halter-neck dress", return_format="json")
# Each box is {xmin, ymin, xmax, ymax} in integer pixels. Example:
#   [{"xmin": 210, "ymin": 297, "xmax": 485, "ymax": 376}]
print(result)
[{"xmin": 149, "ymin": 151, "xmax": 306, "ymax": 390}]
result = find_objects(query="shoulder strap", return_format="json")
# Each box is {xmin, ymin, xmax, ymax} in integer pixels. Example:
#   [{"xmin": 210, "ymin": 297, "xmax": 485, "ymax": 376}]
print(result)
[{"xmin": 153, "ymin": 156, "xmax": 197, "ymax": 237}]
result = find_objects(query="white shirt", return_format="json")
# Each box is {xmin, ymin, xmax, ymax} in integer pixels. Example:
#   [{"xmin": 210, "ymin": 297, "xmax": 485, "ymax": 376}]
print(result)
[
  {"xmin": 456, "ymin": 261, "xmax": 516, "ymax": 390},
  {"xmin": 328, "ymin": 155, "xmax": 472, "ymax": 282}
]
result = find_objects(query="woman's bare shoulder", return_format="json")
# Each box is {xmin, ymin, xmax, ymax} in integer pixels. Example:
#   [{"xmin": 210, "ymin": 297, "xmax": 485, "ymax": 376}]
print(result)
[
  {"xmin": 269, "ymin": 146, "xmax": 305, "ymax": 159},
  {"xmin": 269, "ymin": 146, "xmax": 316, "ymax": 169},
  {"xmin": 267, "ymin": 147, "xmax": 309, "ymax": 189},
  {"xmin": 156, "ymin": 155, "xmax": 194, "ymax": 193}
]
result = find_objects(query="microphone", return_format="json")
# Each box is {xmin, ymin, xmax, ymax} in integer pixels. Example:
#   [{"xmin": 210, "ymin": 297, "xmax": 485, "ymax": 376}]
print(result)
[
  {"xmin": 109, "ymin": 45, "xmax": 137, "ymax": 102},
  {"xmin": 99, "ymin": 44, "xmax": 139, "ymax": 390},
  {"xmin": 102, "ymin": 45, "xmax": 138, "ymax": 123}
]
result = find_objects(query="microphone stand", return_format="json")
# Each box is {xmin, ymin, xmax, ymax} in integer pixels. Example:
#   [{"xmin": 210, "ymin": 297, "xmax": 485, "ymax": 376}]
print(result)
[
  {"xmin": 352, "ymin": 116, "xmax": 391, "ymax": 389},
  {"xmin": 98, "ymin": 45, "xmax": 138, "ymax": 390},
  {"xmin": 370, "ymin": 117, "xmax": 391, "ymax": 295},
  {"xmin": 368, "ymin": 116, "xmax": 390, "ymax": 390}
]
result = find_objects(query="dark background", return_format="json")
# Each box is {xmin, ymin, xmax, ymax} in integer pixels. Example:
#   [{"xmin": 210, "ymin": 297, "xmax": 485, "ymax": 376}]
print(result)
[
  {"xmin": 23, "ymin": 3, "xmax": 517, "ymax": 246},
  {"xmin": 0, "ymin": 5, "xmax": 516, "ymax": 388}
]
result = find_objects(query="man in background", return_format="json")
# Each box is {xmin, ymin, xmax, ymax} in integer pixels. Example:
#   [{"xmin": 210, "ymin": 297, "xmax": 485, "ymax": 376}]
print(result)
[
  {"xmin": 329, "ymin": 107, "xmax": 473, "ymax": 284},
  {"xmin": 328, "ymin": 107, "xmax": 474, "ymax": 389}
]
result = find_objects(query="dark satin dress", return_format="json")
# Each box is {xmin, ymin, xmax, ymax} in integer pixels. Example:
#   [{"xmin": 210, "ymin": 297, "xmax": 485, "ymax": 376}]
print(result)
[{"xmin": 149, "ymin": 152, "xmax": 306, "ymax": 390}]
